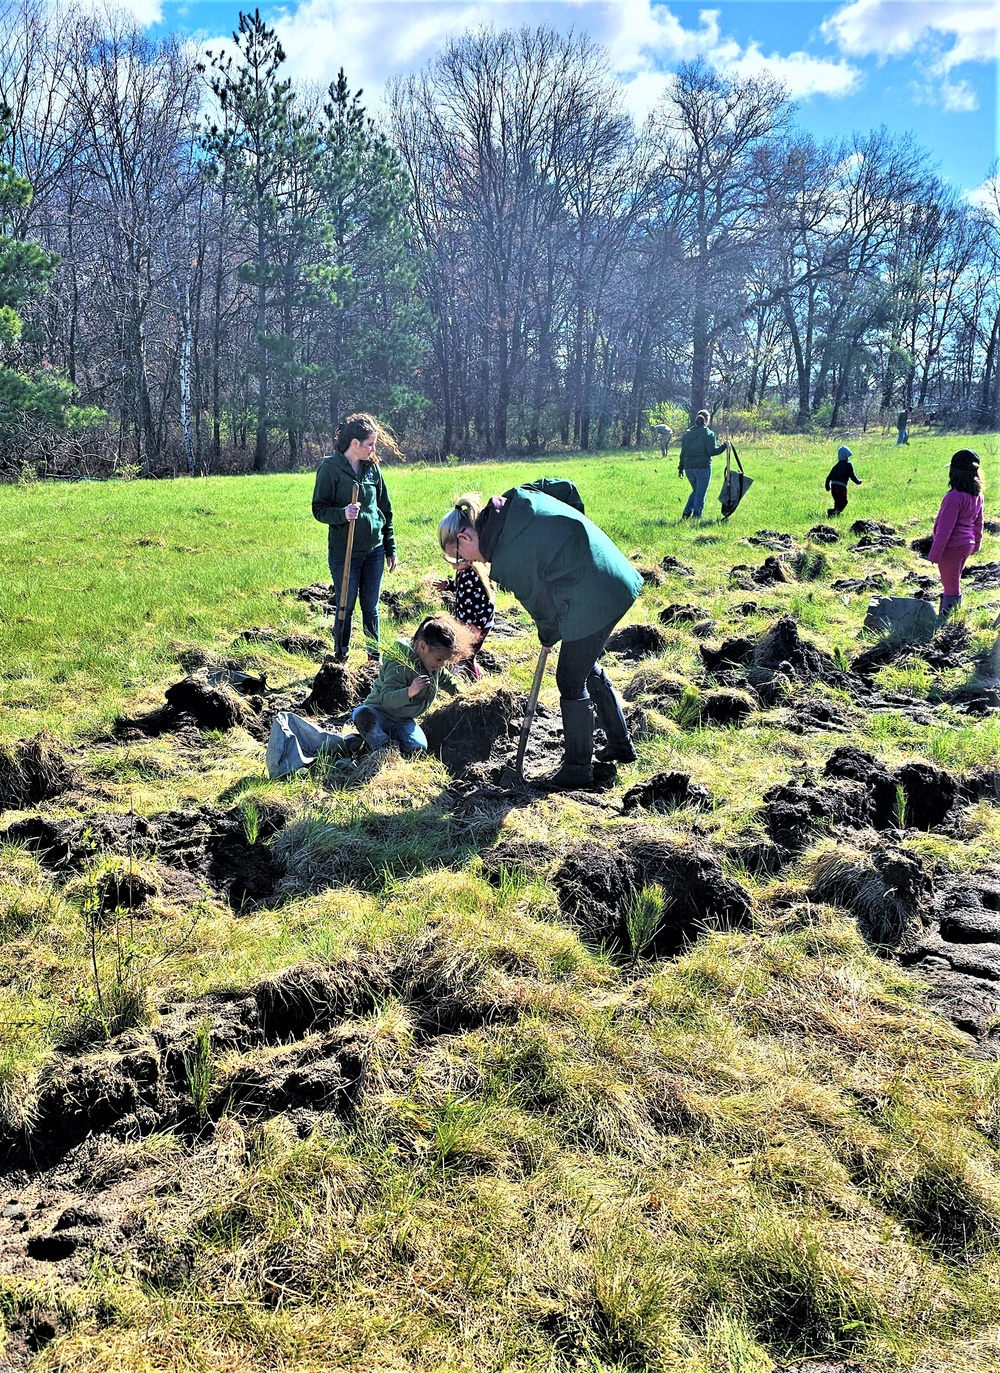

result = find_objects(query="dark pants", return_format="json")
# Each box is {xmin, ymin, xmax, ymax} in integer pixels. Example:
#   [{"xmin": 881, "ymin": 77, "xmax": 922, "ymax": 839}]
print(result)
[
  {"xmin": 329, "ymin": 545, "xmax": 385, "ymax": 656},
  {"xmin": 555, "ymin": 621, "xmax": 617, "ymax": 700},
  {"xmin": 555, "ymin": 619, "xmax": 632, "ymax": 759},
  {"xmin": 828, "ymin": 483, "xmax": 848, "ymax": 513}
]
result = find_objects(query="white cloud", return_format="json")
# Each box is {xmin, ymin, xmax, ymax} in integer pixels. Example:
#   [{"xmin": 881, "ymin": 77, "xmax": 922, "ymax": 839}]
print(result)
[
  {"xmin": 58, "ymin": 0, "xmax": 164, "ymax": 26},
  {"xmin": 967, "ymin": 172, "xmax": 1000, "ymax": 217},
  {"xmin": 822, "ymin": 0, "xmax": 998, "ymax": 96},
  {"xmin": 721, "ymin": 42, "xmax": 863, "ymax": 100},
  {"xmin": 228, "ymin": 1, "xmax": 865, "ymax": 112}
]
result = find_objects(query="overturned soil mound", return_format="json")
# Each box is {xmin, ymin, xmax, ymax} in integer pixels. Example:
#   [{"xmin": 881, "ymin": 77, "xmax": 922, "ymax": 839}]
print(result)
[
  {"xmin": 660, "ymin": 554, "xmax": 694, "ymax": 577},
  {"xmin": 746, "ymin": 529, "xmax": 797, "ymax": 550},
  {"xmin": 552, "ymin": 836, "xmax": 753, "ymax": 958},
  {"xmin": 239, "ymin": 627, "xmax": 329, "ymax": 658},
  {"xmin": 606, "ymin": 624, "xmax": 667, "ymax": 659},
  {"xmin": 659, "ymin": 603, "xmax": 704, "ymax": 624},
  {"xmin": 812, "ymin": 839, "xmax": 931, "ymax": 949},
  {"xmin": 851, "ymin": 519, "xmax": 898, "ymax": 539},
  {"xmin": 479, "ymin": 838, "xmax": 559, "ymax": 886},
  {"xmin": 963, "ymin": 561, "xmax": 1000, "ymax": 589},
  {"xmin": 0, "ymin": 734, "xmax": 77, "ymax": 811},
  {"xmin": 300, "ymin": 657, "xmax": 378, "ymax": 717},
  {"xmin": 830, "ymin": 573, "xmax": 891, "ymax": 595},
  {"xmin": 902, "ymin": 868, "xmax": 1000, "ymax": 1046},
  {"xmin": 808, "ymin": 524, "xmax": 840, "ymax": 543},
  {"xmin": 622, "ymin": 771, "xmax": 713, "ymax": 814},
  {"xmin": 163, "ymin": 673, "xmax": 250, "ymax": 731},
  {"xmin": 757, "ymin": 747, "xmax": 962, "ymax": 859},
  {"xmin": 753, "ymin": 617, "xmax": 837, "ymax": 677},
  {"xmin": 289, "ymin": 583, "xmax": 337, "ymax": 613},
  {"xmin": 698, "ymin": 688, "xmax": 756, "ymax": 725},
  {"xmin": 700, "ymin": 636, "xmax": 753, "ymax": 671},
  {"xmin": 1, "ymin": 805, "xmax": 284, "ymax": 908},
  {"xmin": 423, "ymin": 689, "xmax": 521, "ymax": 773}
]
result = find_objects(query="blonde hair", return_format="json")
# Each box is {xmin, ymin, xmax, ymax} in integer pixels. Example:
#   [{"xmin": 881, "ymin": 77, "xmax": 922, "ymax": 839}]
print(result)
[
  {"xmin": 334, "ymin": 412, "xmax": 405, "ymax": 463},
  {"xmin": 437, "ymin": 493, "xmax": 482, "ymax": 553}
]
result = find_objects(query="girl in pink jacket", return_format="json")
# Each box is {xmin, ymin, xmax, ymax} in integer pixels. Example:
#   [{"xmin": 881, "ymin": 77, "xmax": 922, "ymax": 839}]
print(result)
[{"xmin": 928, "ymin": 449, "xmax": 984, "ymax": 616}]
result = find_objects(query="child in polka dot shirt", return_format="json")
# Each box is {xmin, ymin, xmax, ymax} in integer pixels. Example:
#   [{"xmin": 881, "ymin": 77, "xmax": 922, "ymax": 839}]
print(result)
[{"xmin": 433, "ymin": 537, "xmax": 495, "ymax": 679}]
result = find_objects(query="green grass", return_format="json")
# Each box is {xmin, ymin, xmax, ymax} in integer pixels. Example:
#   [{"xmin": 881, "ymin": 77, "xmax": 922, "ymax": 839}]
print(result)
[
  {"xmin": 4, "ymin": 430, "xmax": 1000, "ymax": 1372},
  {"xmin": 3, "ymin": 430, "xmax": 997, "ymax": 739}
]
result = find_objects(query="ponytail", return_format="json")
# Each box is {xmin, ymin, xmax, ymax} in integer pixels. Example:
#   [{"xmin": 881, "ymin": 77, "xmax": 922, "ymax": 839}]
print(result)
[{"xmin": 438, "ymin": 493, "xmax": 482, "ymax": 553}]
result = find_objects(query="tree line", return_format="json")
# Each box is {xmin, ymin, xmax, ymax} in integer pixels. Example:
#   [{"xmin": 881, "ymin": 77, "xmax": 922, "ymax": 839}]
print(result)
[{"xmin": 1, "ymin": 0, "xmax": 998, "ymax": 476}]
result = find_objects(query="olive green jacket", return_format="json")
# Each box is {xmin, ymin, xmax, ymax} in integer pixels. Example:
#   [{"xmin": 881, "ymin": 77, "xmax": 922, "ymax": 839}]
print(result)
[
  {"xmin": 363, "ymin": 641, "xmax": 459, "ymax": 721},
  {"xmin": 487, "ymin": 488, "xmax": 642, "ymax": 646},
  {"xmin": 678, "ymin": 425, "xmax": 726, "ymax": 472},
  {"xmin": 312, "ymin": 453, "xmax": 395, "ymax": 563}
]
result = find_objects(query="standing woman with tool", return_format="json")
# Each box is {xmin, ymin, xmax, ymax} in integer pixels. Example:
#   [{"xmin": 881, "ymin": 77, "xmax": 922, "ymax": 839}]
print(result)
[
  {"xmin": 312, "ymin": 413, "xmax": 400, "ymax": 661},
  {"xmin": 437, "ymin": 489, "xmax": 643, "ymax": 790},
  {"xmin": 677, "ymin": 409, "xmax": 729, "ymax": 519}
]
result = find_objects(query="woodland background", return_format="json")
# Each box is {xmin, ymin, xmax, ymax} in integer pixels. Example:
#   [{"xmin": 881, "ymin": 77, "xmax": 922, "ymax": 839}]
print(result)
[{"xmin": 1, "ymin": 0, "xmax": 999, "ymax": 477}]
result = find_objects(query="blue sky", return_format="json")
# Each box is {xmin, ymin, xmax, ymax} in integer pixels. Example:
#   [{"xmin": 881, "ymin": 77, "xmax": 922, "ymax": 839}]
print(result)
[{"xmin": 145, "ymin": 0, "xmax": 997, "ymax": 193}]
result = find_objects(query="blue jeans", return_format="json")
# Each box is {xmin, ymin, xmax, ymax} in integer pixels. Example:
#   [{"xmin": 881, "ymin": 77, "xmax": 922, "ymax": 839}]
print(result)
[
  {"xmin": 682, "ymin": 466, "xmax": 712, "ymax": 517},
  {"xmin": 329, "ymin": 545, "xmax": 384, "ymax": 655},
  {"xmin": 352, "ymin": 705, "xmax": 427, "ymax": 755},
  {"xmin": 896, "ymin": 428, "xmax": 908, "ymax": 446}
]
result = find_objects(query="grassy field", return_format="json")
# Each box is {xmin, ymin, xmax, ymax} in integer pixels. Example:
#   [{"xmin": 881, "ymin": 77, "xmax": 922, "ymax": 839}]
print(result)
[
  {"xmin": 2, "ymin": 427, "xmax": 995, "ymax": 740},
  {"xmin": 2, "ymin": 429, "xmax": 1000, "ymax": 1372}
]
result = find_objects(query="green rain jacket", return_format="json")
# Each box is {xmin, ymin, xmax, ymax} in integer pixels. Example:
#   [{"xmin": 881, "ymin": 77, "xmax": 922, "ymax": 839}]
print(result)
[
  {"xmin": 312, "ymin": 453, "xmax": 396, "ymax": 563},
  {"xmin": 678, "ymin": 425, "xmax": 727, "ymax": 472},
  {"xmin": 487, "ymin": 488, "xmax": 643, "ymax": 646},
  {"xmin": 362, "ymin": 641, "xmax": 460, "ymax": 721}
]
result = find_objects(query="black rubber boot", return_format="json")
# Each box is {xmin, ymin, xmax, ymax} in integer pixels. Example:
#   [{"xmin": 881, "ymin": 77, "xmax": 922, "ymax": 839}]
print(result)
[
  {"xmin": 545, "ymin": 698, "xmax": 594, "ymax": 790},
  {"xmin": 588, "ymin": 666, "xmax": 637, "ymax": 764},
  {"xmin": 939, "ymin": 594, "xmax": 962, "ymax": 617}
]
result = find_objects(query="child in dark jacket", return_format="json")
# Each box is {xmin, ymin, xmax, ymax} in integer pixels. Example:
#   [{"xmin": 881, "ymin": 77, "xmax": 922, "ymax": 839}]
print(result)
[
  {"xmin": 352, "ymin": 614, "xmax": 474, "ymax": 756},
  {"xmin": 825, "ymin": 445, "xmax": 862, "ymax": 515},
  {"xmin": 928, "ymin": 449, "xmax": 984, "ymax": 616},
  {"xmin": 432, "ymin": 528, "xmax": 495, "ymax": 680}
]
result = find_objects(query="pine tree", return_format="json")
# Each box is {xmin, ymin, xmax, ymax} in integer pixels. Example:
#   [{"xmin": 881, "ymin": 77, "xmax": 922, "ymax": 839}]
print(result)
[{"xmin": 0, "ymin": 112, "xmax": 102, "ymax": 471}]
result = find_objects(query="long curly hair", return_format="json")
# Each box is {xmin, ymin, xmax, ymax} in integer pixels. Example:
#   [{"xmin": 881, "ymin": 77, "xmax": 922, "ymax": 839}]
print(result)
[{"xmin": 333, "ymin": 412, "xmax": 405, "ymax": 463}]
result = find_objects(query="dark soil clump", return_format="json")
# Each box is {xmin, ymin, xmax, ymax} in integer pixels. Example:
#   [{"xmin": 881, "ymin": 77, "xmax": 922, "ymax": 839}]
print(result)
[
  {"xmin": 423, "ymin": 688, "xmax": 521, "ymax": 774},
  {"xmin": 851, "ymin": 519, "xmax": 898, "ymax": 538},
  {"xmin": 659, "ymin": 603, "xmax": 704, "ymax": 624},
  {"xmin": 808, "ymin": 524, "xmax": 840, "ymax": 543},
  {"xmin": 239, "ymin": 627, "xmax": 329, "ymax": 657},
  {"xmin": 760, "ymin": 776, "xmax": 873, "ymax": 855},
  {"xmin": 700, "ymin": 637, "xmax": 753, "ymax": 671},
  {"xmin": 823, "ymin": 746, "xmax": 898, "ymax": 830},
  {"xmin": 746, "ymin": 530, "xmax": 796, "ymax": 550},
  {"xmin": 552, "ymin": 836, "xmax": 753, "ymax": 958},
  {"xmin": 300, "ymin": 657, "xmax": 377, "ymax": 717},
  {"xmin": 910, "ymin": 534, "xmax": 933, "ymax": 557},
  {"xmin": 964, "ymin": 561, "xmax": 1000, "ymax": 589},
  {"xmin": 606, "ymin": 624, "xmax": 667, "ymax": 659},
  {"xmin": 479, "ymin": 838, "xmax": 558, "ymax": 886},
  {"xmin": 786, "ymin": 695, "xmax": 850, "ymax": 734},
  {"xmin": 163, "ymin": 673, "xmax": 249, "ymax": 731},
  {"xmin": 902, "ymin": 868, "xmax": 1000, "ymax": 1046},
  {"xmin": 753, "ymin": 555, "xmax": 792, "ymax": 585},
  {"xmin": 698, "ymin": 688, "xmax": 756, "ymax": 725},
  {"xmin": 289, "ymin": 583, "xmax": 336, "ymax": 613},
  {"xmin": 2, "ymin": 805, "xmax": 284, "ymax": 907},
  {"xmin": 896, "ymin": 761, "xmax": 957, "ymax": 830},
  {"xmin": 830, "ymin": 573, "xmax": 891, "ymax": 595},
  {"xmin": 622, "ymin": 772, "xmax": 713, "ymax": 814},
  {"xmin": 753, "ymin": 617, "xmax": 837, "ymax": 678},
  {"xmin": 660, "ymin": 554, "xmax": 694, "ymax": 577},
  {"xmin": 729, "ymin": 601, "xmax": 779, "ymax": 618},
  {"xmin": 0, "ymin": 734, "xmax": 78, "ymax": 811}
]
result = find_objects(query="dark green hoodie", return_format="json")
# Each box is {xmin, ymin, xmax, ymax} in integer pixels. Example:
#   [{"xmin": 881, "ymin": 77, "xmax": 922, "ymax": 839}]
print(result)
[
  {"xmin": 487, "ymin": 488, "xmax": 643, "ymax": 646},
  {"xmin": 312, "ymin": 453, "xmax": 395, "ymax": 563}
]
